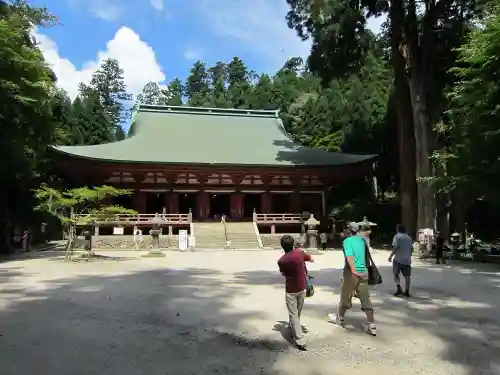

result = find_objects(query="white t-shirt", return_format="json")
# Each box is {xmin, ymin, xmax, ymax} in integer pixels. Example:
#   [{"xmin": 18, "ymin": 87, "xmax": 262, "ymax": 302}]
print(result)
[
  {"xmin": 392, "ymin": 232, "xmax": 413, "ymax": 265},
  {"xmin": 134, "ymin": 231, "xmax": 143, "ymax": 243},
  {"xmin": 320, "ymin": 233, "xmax": 327, "ymax": 243}
]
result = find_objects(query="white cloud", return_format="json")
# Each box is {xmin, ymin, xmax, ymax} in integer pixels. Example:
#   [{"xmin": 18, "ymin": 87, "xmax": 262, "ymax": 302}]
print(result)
[
  {"xmin": 183, "ymin": 46, "xmax": 203, "ymax": 61},
  {"xmin": 196, "ymin": 0, "xmax": 385, "ymax": 72},
  {"xmin": 196, "ymin": 0, "xmax": 310, "ymax": 71},
  {"xmin": 150, "ymin": 0, "xmax": 164, "ymax": 11},
  {"xmin": 34, "ymin": 26, "xmax": 165, "ymax": 100}
]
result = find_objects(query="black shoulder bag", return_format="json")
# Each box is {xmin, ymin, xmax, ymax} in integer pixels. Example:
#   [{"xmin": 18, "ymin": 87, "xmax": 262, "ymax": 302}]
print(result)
[
  {"xmin": 304, "ymin": 263, "xmax": 315, "ymax": 297},
  {"xmin": 365, "ymin": 242, "xmax": 383, "ymax": 286}
]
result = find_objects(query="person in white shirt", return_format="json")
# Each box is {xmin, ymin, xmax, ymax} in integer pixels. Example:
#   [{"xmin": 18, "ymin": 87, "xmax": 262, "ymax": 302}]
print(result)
[
  {"xmin": 133, "ymin": 229, "xmax": 143, "ymax": 251},
  {"xmin": 388, "ymin": 224, "xmax": 413, "ymax": 297},
  {"xmin": 320, "ymin": 232, "xmax": 328, "ymax": 250}
]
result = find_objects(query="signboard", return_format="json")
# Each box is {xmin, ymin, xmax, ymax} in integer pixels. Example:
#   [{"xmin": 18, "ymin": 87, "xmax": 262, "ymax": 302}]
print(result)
[
  {"xmin": 178, "ymin": 230, "xmax": 188, "ymax": 251},
  {"xmin": 113, "ymin": 227, "xmax": 124, "ymax": 235},
  {"xmin": 188, "ymin": 236, "xmax": 195, "ymax": 249},
  {"xmin": 422, "ymin": 228, "xmax": 434, "ymax": 236}
]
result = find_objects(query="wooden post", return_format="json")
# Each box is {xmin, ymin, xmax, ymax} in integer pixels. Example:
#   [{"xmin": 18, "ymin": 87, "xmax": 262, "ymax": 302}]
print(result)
[
  {"xmin": 252, "ymin": 208, "xmax": 257, "ymax": 223},
  {"xmin": 260, "ymin": 192, "xmax": 271, "ymax": 213},
  {"xmin": 271, "ymin": 224, "xmax": 276, "ymax": 234},
  {"xmin": 289, "ymin": 191, "xmax": 301, "ymax": 213}
]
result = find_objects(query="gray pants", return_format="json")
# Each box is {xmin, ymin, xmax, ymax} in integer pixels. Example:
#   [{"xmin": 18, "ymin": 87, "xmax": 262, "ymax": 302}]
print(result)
[{"xmin": 286, "ymin": 290, "xmax": 306, "ymax": 346}]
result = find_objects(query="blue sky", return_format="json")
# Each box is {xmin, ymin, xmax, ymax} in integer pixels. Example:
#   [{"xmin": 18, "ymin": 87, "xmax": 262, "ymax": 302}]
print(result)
[{"xmin": 30, "ymin": 0, "xmax": 385, "ymax": 100}]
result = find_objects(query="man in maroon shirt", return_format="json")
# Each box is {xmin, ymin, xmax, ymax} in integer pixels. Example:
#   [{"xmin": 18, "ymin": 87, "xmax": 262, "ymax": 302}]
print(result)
[{"xmin": 277, "ymin": 235, "xmax": 314, "ymax": 349}]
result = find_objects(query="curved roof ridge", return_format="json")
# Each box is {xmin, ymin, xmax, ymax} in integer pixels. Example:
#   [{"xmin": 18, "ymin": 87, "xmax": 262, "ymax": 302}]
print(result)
[
  {"xmin": 138, "ymin": 104, "xmax": 279, "ymax": 118},
  {"xmin": 51, "ymin": 106, "xmax": 377, "ymax": 167}
]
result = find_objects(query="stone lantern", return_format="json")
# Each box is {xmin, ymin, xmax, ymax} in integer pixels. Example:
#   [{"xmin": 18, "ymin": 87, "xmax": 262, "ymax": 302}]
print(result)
[
  {"xmin": 357, "ymin": 216, "xmax": 377, "ymax": 248},
  {"xmin": 305, "ymin": 214, "xmax": 320, "ymax": 250},
  {"xmin": 83, "ymin": 220, "xmax": 95, "ymax": 255},
  {"xmin": 450, "ymin": 232, "xmax": 460, "ymax": 259},
  {"xmin": 358, "ymin": 216, "xmax": 377, "ymax": 228},
  {"xmin": 148, "ymin": 215, "xmax": 164, "ymax": 256}
]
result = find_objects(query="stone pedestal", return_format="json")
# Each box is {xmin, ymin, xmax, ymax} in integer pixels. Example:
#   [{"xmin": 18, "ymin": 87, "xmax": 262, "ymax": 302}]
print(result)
[
  {"xmin": 304, "ymin": 214, "xmax": 321, "ymax": 252},
  {"xmin": 147, "ymin": 228, "xmax": 164, "ymax": 256},
  {"xmin": 307, "ymin": 229, "xmax": 319, "ymax": 249}
]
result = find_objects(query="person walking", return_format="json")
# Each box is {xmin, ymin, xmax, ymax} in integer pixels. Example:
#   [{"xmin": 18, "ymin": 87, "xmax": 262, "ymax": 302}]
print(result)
[
  {"xmin": 389, "ymin": 224, "xmax": 413, "ymax": 297},
  {"xmin": 328, "ymin": 222, "xmax": 377, "ymax": 336},
  {"xmin": 133, "ymin": 229, "xmax": 143, "ymax": 251},
  {"xmin": 278, "ymin": 234, "xmax": 314, "ymax": 350},
  {"xmin": 22, "ymin": 229, "xmax": 30, "ymax": 252},
  {"xmin": 435, "ymin": 231, "xmax": 446, "ymax": 264},
  {"xmin": 320, "ymin": 232, "xmax": 328, "ymax": 250}
]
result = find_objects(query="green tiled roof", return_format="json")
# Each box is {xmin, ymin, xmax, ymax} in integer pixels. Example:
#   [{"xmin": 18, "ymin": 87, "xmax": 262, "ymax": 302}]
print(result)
[{"xmin": 52, "ymin": 105, "xmax": 376, "ymax": 167}]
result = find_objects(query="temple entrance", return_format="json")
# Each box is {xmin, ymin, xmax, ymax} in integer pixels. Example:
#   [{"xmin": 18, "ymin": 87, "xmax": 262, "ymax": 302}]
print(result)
[
  {"xmin": 210, "ymin": 193, "xmax": 230, "ymax": 218},
  {"xmin": 145, "ymin": 192, "xmax": 166, "ymax": 214},
  {"xmin": 272, "ymin": 193, "xmax": 290, "ymax": 213},
  {"xmin": 179, "ymin": 193, "xmax": 196, "ymax": 214},
  {"xmin": 114, "ymin": 195, "xmax": 134, "ymax": 210},
  {"xmin": 301, "ymin": 193, "xmax": 323, "ymax": 216},
  {"xmin": 243, "ymin": 193, "xmax": 261, "ymax": 217}
]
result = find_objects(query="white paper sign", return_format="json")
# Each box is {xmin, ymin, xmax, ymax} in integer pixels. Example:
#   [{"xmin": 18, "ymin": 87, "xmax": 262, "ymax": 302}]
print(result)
[
  {"xmin": 178, "ymin": 230, "xmax": 188, "ymax": 251},
  {"xmin": 188, "ymin": 236, "xmax": 195, "ymax": 249},
  {"xmin": 113, "ymin": 227, "xmax": 124, "ymax": 235}
]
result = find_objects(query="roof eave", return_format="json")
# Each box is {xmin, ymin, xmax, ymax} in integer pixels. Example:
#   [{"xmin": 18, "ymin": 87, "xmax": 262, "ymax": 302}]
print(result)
[{"xmin": 50, "ymin": 146, "xmax": 377, "ymax": 168}]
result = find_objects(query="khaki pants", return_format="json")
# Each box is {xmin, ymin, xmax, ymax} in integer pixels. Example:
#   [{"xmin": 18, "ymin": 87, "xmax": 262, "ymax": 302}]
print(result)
[
  {"xmin": 286, "ymin": 290, "xmax": 306, "ymax": 346},
  {"xmin": 340, "ymin": 269, "xmax": 373, "ymax": 311}
]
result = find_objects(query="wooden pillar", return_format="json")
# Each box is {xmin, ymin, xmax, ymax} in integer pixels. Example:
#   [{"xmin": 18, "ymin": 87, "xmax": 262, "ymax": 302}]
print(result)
[
  {"xmin": 162, "ymin": 192, "xmax": 170, "ymax": 213},
  {"xmin": 289, "ymin": 191, "xmax": 301, "ymax": 213},
  {"xmin": 168, "ymin": 192, "xmax": 179, "ymax": 214},
  {"xmin": 196, "ymin": 191, "xmax": 210, "ymax": 219},
  {"xmin": 261, "ymin": 192, "xmax": 272, "ymax": 214},
  {"xmin": 132, "ymin": 190, "xmax": 146, "ymax": 213},
  {"xmin": 230, "ymin": 193, "xmax": 244, "ymax": 219}
]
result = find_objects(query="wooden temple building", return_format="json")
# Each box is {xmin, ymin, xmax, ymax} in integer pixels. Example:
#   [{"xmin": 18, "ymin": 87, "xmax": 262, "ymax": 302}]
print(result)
[{"xmin": 51, "ymin": 105, "xmax": 375, "ymax": 237}]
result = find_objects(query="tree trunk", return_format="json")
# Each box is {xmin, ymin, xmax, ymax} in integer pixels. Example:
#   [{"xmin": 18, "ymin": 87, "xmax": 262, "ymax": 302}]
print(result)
[
  {"xmin": 390, "ymin": 1, "xmax": 418, "ymax": 237},
  {"xmin": 405, "ymin": 0, "xmax": 435, "ymax": 231},
  {"xmin": 407, "ymin": 77, "xmax": 435, "ymax": 230}
]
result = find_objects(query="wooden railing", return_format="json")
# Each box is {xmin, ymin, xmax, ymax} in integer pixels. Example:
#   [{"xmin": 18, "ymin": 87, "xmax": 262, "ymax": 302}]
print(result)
[
  {"xmin": 76, "ymin": 213, "xmax": 192, "ymax": 225},
  {"xmin": 253, "ymin": 213, "xmax": 302, "ymax": 224}
]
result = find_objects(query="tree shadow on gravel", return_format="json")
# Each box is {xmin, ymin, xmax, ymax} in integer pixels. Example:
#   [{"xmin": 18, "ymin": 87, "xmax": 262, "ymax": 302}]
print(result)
[
  {"xmin": 0, "ymin": 265, "xmax": 305, "ymax": 375},
  {"xmin": 231, "ymin": 263, "xmax": 500, "ymax": 375}
]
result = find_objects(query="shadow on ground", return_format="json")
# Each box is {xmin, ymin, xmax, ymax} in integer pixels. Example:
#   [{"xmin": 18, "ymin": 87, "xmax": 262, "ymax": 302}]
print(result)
[
  {"xmin": 230, "ymin": 262, "xmax": 500, "ymax": 375},
  {"xmin": 1, "ymin": 256, "xmax": 499, "ymax": 375},
  {"xmin": 0, "ymin": 265, "xmax": 298, "ymax": 375}
]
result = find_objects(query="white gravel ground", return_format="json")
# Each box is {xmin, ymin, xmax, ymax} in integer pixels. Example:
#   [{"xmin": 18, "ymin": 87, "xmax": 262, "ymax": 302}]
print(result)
[{"xmin": 1, "ymin": 249, "xmax": 499, "ymax": 375}]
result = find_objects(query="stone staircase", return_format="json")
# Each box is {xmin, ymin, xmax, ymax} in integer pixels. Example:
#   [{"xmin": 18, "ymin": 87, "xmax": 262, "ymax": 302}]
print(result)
[
  {"xmin": 226, "ymin": 222, "xmax": 260, "ymax": 249},
  {"xmin": 260, "ymin": 233, "xmax": 302, "ymax": 249},
  {"xmin": 193, "ymin": 222, "xmax": 226, "ymax": 249}
]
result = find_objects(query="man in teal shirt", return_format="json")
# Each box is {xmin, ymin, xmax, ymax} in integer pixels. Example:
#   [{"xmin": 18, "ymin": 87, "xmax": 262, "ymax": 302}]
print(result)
[{"xmin": 328, "ymin": 222, "xmax": 376, "ymax": 336}]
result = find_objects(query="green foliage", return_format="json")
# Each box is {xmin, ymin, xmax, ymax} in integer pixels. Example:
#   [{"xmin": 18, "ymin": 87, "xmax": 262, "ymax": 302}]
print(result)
[
  {"xmin": 0, "ymin": 0, "xmax": 65, "ymax": 252},
  {"xmin": 437, "ymin": 3, "xmax": 500, "ymax": 201},
  {"xmin": 33, "ymin": 184, "xmax": 136, "ymax": 225},
  {"xmin": 76, "ymin": 58, "xmax": 131, "ymax": 142}
]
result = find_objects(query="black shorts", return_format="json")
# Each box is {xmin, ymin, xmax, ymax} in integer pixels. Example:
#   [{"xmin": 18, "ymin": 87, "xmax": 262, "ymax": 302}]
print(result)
[{"xmin": 393, "ymin": 261, "xmax": 411, "ymax": 277}]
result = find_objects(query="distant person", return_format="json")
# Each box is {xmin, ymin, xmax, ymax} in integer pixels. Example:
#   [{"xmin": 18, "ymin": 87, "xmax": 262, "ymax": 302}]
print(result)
[
  {"xmin": 278, "ymin": 234, "xmax": 314, "ymax": 350},
  {"xmin": 329, "ymin": 222, "xmax": 376, "ymax": 336},
  {"xmin": 389, "ymin": 224, "xmax": 413, "ymax": 297},
  {"xmin": 435, "ymin": 231, "xmax": 446, "ymax": 264},
  {"xmin": 133, "ymin": 229, "xmax": 143, "ymax": 251},
  {"xmin": 320, "ymin": 232, "xmax": 328, "ymax": 250},
  {"xmin": 22, "ymin": 229, "xmax": 30, "ymax": 252}
]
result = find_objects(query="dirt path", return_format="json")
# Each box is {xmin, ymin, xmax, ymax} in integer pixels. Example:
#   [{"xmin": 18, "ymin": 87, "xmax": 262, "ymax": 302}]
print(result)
[{"xmin": 1, "ymin": 250, "xmax": 499, "ymax": 375}]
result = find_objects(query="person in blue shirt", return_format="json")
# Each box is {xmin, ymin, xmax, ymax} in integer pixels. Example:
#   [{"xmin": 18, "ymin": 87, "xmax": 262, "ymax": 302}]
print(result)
[{"xmin": 328, "ymin": 222, "xmax": 376, "ymax": 336}]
